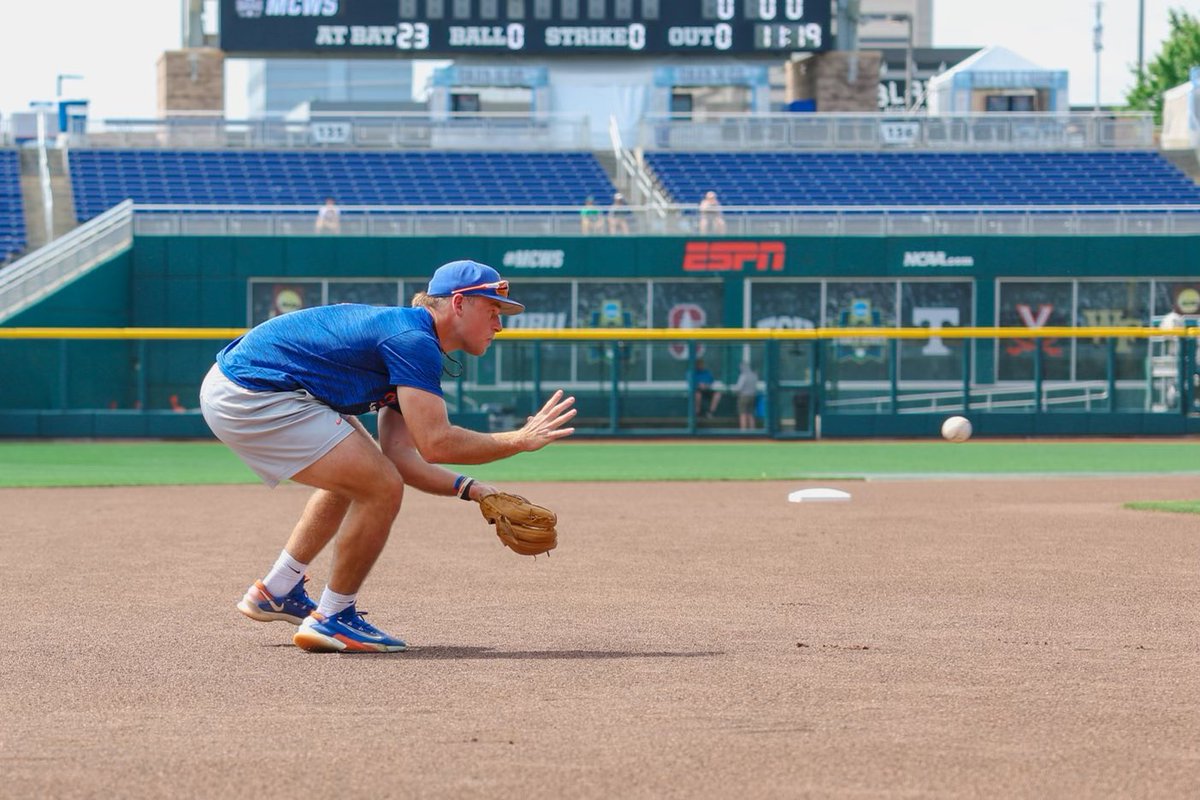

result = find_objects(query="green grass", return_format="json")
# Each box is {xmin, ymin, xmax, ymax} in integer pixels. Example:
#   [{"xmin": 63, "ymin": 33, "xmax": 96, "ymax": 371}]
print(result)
[
  {"xmin": 1124, "ymin": 500, "xmax": 1200, "ymax": 515},
  {"xmin": 1, "ymin": 439, "xmax": 1199, "ymax": 488}
]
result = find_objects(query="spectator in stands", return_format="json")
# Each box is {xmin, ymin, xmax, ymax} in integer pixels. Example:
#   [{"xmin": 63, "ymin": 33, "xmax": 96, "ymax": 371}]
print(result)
[
  {"xmin": 730, "ymin": 361, "xmax": 760, "ymax": 431},
  {"xmin": 200, "ymin": 259, "xmax": 577, "ymax": 653},
  {"xmin": 608, "ymin": 192, "xmax": 632, "ymax": 235},
  {"xmin": 698, "ymin": 190, "xmax": 726, "ymax": 235},
  {"xmin": 315, "ymin": 197, "xmax": 341, "ymax": 234},
  {"xmin": 580, "ymin": 196, "xmax": 604, "ymax": 234},
  {"xmin": 688, "ymin": 358, "xmax": 722, "ymax": 418}
]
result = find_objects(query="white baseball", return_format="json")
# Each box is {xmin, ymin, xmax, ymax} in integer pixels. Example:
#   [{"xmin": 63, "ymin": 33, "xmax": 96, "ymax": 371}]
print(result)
[{"xmin": 941, "ymin": 415, "xmax": 972, "ymax": 442}]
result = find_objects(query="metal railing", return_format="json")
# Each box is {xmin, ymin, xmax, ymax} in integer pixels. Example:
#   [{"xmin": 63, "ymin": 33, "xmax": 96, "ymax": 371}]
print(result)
[
  {"xmin": 639, "ymin": 112, "xmax": 1156, "ymax": 151},
  {"xmin": 825, "ymin": 381, "xmax": 1115, "ymax": 414},
  {"xmin": 128, "ymin": 203, "xmax": 1200, "ymax": 238},
  {"xmin": 58, "ymin": 112, "xmax": 593, "ymax": 151},
  {"xmin": 10, "ymin": 111, "xmax": 1157, "ymax": 152},
  {"xmin": 0, "ymin": 200, "xmax": 133, "ymax": 323}
]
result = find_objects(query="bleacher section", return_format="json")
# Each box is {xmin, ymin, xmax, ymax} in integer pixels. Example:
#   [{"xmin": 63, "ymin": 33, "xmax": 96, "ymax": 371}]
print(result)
[
  {"xmin": 0, "ymin": 150, "xmax": 27, "ymax": 262},
  {"xmin": 645, "ymin": 151, "xmax": 1200, "ymax": 207},
  {"xmin": 67, "ymin": 149, "xmax": 616, "ymax": 222}
]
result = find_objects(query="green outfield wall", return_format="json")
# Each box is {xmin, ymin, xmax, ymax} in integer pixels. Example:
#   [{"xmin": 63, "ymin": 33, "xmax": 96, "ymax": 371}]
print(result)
[{"xmin": 3, "ymin": 233, "xmax": 1199, "ymax": 439}]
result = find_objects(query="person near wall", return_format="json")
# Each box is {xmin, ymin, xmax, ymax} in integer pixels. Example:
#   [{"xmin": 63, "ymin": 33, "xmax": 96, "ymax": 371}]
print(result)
[
  {"xmin": 688, "ymin": 358, "xmax": 722, "ymax": 419},
  {"xmin": 580, "ymin": 196, "xmax": 605, "ymax": 234},
  {"xmin": 608, "ymin": 192, "xmax": 632, "ymax": 234},
  {"xmin": 730, "ymin": 361, "xmax": 760, "ymax": 431},
  {"xmin": 314, "ymin": 197, "xmax": 341, "ymax": 234},
  {"xmin": 698, "ymin": 190, "xmax": 726, "ymax": 235}
]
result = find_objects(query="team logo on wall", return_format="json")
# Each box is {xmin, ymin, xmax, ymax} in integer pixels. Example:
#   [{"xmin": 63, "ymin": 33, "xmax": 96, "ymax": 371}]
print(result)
[
  {"xmin": 503, "ymin": 312, "xmax": 568, "ymax": 329},
  {"xmin": 1173, "ymin": 286, "xmax": 1200, "ymax": 314},
  {"xmin": 587, "ymin": 300, "xmax": 635, "ymax": 365},
  {"xmin": 667, "ymin": 304, "xmax": 706, "ymax": 360},
  {"xmin": 1079, "ymin": 308, "xmax": 1141, "ymax": 353},
  {"xmin": 272, "ymin": 284, "xmax": 306, "ymax": 317},
  {"xmin": 835, "ymin": 299, "xmax": 884, "ymax": 363},
  {"xmin": 1005, "ymin": 303, "xmax": 1062, "ymax": 357}
]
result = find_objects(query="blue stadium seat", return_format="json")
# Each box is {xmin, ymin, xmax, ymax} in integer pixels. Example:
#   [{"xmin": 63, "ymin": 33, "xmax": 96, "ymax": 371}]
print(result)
[
  {"xmin": 0, "ymin": 149, "xmax": 28, "ymax": 262},
  {"xmin": 643, "ymin": 150, "xmax": 1200, "ymax": 209},
  {"xmin": 66, "ymin": 149, "xmax": 618, "ymax": 222}
]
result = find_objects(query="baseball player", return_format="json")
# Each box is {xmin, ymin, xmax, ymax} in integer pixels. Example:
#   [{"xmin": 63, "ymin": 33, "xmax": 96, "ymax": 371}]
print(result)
[{"xmin": 199, "ymin": 260, "xmax": 576, "ymax": 653}]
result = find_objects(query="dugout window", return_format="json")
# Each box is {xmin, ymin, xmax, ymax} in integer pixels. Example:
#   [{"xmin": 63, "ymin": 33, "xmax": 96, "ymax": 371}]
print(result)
[
  {"xmin": 499, "ymin": 282, "xmax": 574, "ymax": 385},
  {"xmin": 825, "ymin": 281, "xmax": 897, "ymax": 384},
  {"xmin": 576, "ymin": 280, "xmax": 649, "ymax": 386},
  {"xmin": 996, "ymin": 281, "xmax": 1072, "ymax": 382},
  {"xmin": 746, "ymin": 279, "xmax": 820, "ymax": 386},
  {"xmin": 650, "ymin": 280, "xmax": 725, "ymax": 385},
  {"xmin": 1075, "ymin": 280, "xmax": 1151, "ymax": 381},
  {"xmin": 898, "ymin": 281, "xmax": 973, "ymax": 382}
]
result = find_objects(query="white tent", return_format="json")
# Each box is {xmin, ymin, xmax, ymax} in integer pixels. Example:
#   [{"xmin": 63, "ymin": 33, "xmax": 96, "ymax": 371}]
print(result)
[
  {"xmin": 1161, "ymin": 66, "xmax": 1200, "ymax": 150},
  {"xmin": 926, "ymin": 45, "xmax": 1069, "ymax": 114}
]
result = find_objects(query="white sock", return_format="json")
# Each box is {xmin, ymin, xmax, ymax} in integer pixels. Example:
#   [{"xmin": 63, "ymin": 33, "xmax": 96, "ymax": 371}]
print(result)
[
  {"xmin": 262, "ymin": 550, "xmax": 308, "ymax": 599},
  {"xmin": 316, "ymin": 588, "xmax": 357, "ymax": 619}
]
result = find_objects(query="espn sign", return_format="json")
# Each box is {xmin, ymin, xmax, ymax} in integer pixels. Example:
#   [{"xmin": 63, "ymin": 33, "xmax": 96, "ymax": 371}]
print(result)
[{"xmin": 683, "ymin": 241, "xmax": 784, "ymax": 272}]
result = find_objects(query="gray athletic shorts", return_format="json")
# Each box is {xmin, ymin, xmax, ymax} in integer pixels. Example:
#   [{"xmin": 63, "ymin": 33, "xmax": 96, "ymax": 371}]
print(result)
[{"xmin": 198, "ymin": 364, "xmax": 355, "ymax": 488}]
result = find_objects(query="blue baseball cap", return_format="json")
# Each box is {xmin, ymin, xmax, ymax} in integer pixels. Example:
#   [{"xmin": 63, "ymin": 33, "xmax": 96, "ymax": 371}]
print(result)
[{"xmin": 427, "ymin": 260, "xmax": 524, "ymax": 315}]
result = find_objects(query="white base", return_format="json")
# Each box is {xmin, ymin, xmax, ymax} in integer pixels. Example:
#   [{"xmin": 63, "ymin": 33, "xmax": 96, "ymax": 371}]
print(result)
[{"xmin": 788, "ymin": 488, "xmax": 851, "ymax": 503}]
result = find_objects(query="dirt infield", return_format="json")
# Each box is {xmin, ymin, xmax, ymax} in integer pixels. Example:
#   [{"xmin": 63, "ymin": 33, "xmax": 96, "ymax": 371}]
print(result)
[{"xmin": 2, "ymin": 477, "xmax": 1198, "ymax": 798}]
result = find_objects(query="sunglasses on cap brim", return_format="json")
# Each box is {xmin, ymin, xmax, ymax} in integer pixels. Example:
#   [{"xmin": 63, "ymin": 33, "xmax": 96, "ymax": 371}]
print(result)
[{"xmin": 453, "ymin": 280, "xmax": 510, "ymax": 298}]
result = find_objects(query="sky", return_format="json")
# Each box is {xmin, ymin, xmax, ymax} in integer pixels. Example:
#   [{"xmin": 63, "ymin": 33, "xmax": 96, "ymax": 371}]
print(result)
[{"xmin": 0, "ymin": 0, "xmax": 1193, "ymax": 120}]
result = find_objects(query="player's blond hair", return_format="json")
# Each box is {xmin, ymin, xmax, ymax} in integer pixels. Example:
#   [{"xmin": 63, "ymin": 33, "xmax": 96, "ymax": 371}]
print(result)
[{"xmin": 411, "ymin": 292, "xmax": 450, "ymax": 309}]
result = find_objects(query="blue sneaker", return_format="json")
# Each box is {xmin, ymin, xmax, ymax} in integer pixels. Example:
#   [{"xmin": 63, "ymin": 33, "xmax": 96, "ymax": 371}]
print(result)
[
  {"xmin": 237, "ymin": 577, "xmax": 317, "ymax": 625},
  {"xmin": 293, "ymin": 605, "xmax": 407, "ymax": 653}
]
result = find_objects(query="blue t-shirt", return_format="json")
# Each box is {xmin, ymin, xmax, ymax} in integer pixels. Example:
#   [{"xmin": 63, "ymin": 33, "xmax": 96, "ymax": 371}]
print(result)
[{"xmin": 216, "ymin": 304, "xmax": 444, "ymax": 415}]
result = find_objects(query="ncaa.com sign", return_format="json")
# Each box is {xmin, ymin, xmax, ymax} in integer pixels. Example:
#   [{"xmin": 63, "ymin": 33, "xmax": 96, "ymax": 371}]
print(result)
[{"xmin": 902, "ymin": 250, "xmax": 975, "ymax": 268}]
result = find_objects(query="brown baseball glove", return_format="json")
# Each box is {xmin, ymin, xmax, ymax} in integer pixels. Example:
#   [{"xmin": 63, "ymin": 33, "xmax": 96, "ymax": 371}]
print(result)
[{"xmin": 478, "ymin": 492, "xmax": 558, "ymax": 557}]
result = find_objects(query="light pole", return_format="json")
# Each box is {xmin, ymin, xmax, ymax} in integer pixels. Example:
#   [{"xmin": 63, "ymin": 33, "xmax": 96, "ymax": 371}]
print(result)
[
  {"xmin": 1093, "ymin": 1, "xmax": 1103, "ymax": 113},
  {"xmin": 56, "ymin": 73, "xmax": 84, "ymax": 100},
  {"xmin": 29, "ymin": 100, "xmax": 55, "ymax": 244},
  {"xmin": 1137, "ymin": 0, "xmax": 1145, "ymax": 79}
]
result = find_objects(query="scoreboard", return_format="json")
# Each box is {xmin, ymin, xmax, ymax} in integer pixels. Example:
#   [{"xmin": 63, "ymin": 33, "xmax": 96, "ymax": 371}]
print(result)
[{"xmin": 220, "ymin": 0, "xmax": 834, "ymax": 56}]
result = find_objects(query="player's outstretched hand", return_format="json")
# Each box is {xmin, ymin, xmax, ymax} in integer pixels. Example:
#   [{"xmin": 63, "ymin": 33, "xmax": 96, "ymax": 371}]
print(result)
[{"xmin": 517, "ymin": 390, "xmax": 576, "ymax": 451}]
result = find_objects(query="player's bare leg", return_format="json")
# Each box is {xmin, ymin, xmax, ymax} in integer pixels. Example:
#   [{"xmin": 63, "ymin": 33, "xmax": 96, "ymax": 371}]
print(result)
[
  {"xmin": 289, "ymin": 426, "xmax": 409, "ymax": 652},
  {"xmin": 289, "ymin": 427, "xmax": 404, "ymax": 595},
  {"xmin": 282, "ymin": 489, "xmax": 349, "ymax": 564}
]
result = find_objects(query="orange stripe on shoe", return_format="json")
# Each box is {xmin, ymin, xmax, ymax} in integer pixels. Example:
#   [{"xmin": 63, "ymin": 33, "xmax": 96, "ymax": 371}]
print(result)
[{"xmin": 334, "ymin": 634, "xmax": 382, "ymax": 652}]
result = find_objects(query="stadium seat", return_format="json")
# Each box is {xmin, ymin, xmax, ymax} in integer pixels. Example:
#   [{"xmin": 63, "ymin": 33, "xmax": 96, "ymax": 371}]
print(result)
[
  {"xmin": 0, "ymin": 149, "xmax": 27, "ymax": 262},
  {"xmin": 644, "ymin": 150, "xmax": 1200, "ymax": 208},
  {"xmin": 66, "ymin": 149, "xmax": 617, "ymax": 222}
]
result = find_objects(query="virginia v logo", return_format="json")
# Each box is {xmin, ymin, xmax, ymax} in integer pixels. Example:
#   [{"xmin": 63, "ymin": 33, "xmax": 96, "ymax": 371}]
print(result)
[{"xmin": 1006, "ymin": 303, "xmax": 1063, "ymax": 357}]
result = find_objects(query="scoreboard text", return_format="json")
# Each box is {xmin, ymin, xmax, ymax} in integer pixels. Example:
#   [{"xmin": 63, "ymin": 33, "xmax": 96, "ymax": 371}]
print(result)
[{"xmin": 221, "ymin": 0, "xmax": 834, "ymax": 55}]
